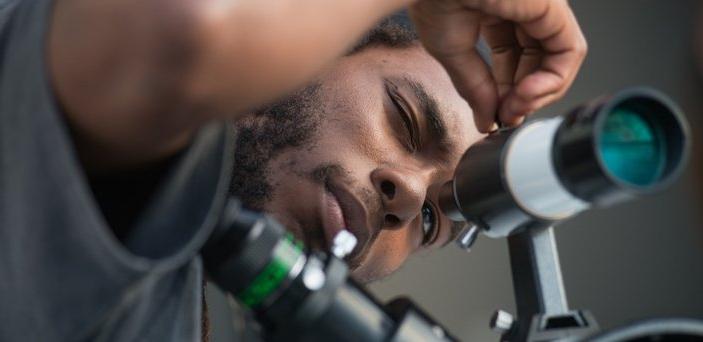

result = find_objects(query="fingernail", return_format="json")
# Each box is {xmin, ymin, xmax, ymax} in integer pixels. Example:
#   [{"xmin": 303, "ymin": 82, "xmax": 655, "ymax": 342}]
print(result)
[
  {"xmin": 509, "ymin": 115, "xmax": 526, "ymax": 127},
  {"xmin": 499, "ymin": 100, "xmax": 520, "ymax": 124}
]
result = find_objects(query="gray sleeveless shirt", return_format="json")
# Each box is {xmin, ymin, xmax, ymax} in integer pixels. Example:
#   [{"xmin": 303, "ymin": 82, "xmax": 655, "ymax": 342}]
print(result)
[{"xmin": 0, "ymin": 0, "xmax": 234, "ymax": 340}]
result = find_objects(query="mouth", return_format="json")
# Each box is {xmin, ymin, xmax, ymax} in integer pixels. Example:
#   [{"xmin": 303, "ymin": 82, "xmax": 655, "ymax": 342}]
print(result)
[{"xmin": 318, "ymin": 181, "xmax": 371, "ymax": 267}]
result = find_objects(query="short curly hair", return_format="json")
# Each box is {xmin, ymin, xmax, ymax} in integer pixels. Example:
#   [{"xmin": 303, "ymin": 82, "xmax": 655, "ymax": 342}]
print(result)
[{"xmin": 349, "ymin": 13, "xmax": 418, "ymax": 54}]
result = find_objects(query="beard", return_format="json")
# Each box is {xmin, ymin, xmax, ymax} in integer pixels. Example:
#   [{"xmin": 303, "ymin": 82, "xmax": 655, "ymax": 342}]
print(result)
[
  {"xmin": 228, "ymin": 83, "xmax": 385, "ymax": 275},
  {"xmin": 228, "ymin": 83, "xmax": 323, "ymax": 210}
]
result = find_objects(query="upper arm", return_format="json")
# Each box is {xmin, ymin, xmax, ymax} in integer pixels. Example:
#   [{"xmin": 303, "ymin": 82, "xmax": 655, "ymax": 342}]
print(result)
[
  {"xmin": 48, "ymin": 0, "xmax": 207, "ymax": 171},
  {"xmin": 47, "ymin": 0, "xmax": 409, "ymax": 172}
]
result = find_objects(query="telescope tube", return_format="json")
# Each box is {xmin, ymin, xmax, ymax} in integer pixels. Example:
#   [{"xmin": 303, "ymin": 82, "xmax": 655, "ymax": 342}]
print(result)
[{"xmin": 440, "ymin": 87, "xmax": 689, "ymax": 238}]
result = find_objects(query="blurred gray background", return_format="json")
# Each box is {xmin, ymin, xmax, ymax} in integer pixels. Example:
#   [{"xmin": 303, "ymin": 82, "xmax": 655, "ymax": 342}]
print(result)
[{"xmin": 209, "ymin": 1, "xmax": 703, "ymax": 340}]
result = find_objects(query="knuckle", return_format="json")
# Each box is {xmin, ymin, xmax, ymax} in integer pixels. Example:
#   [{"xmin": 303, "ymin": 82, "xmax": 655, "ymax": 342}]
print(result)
[
  {"xmin": 575, "ymin": 37, "xmax": 589, "ymax": 56},
  {"xmin": 491, "ymin": 44, "xmax": 521, "ymax": 55},
  {"xmin": 523, "ymin": 102, "xmax": 539, "ymax": 114},
  {"xmin": 521, "ymin": 46, "xmax": 542, "ymax": 56}
]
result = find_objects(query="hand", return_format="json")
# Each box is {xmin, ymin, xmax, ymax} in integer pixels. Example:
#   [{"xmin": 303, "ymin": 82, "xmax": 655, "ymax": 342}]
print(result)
[{"xmin": 409, "ymin": 0, "xmax": 587, "ymax": 133}]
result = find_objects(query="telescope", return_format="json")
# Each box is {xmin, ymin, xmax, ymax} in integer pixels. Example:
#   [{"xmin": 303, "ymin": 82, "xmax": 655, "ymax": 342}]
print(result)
[
  {"xmin": 439, "ymin": 87, "xmax": 703, "ymax": 341},
  {"xmin": 201, "ymin": 87, "xmax": 703, "ymax": 341},
  {"xmin": 440, "ymin": 87, "xmax": 688, "ymax": 237}
]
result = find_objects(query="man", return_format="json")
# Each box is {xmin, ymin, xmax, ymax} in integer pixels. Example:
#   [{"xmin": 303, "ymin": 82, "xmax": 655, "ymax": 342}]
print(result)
[
  {"xmin": 229, "ymin": 20, "xmax": 479, "ymax": 283},
  {"xmin": 0, "ymin": 0, "xmax": 585, "ymax": 341}
]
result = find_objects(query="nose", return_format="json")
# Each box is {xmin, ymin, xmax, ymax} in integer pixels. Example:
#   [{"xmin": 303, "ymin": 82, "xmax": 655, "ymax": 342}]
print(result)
[{"xmin": 370, "ymin": 167, "xmax": 427, "ymax": 229}]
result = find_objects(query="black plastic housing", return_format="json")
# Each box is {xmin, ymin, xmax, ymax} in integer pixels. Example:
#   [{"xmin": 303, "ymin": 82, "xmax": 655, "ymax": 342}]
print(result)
[
  {"xmin": 553, "ymin": 87, "xmax": 689, "ymax": 206},
  {"xmin": 439, "ymin": 87, "xmax": 690, "ymax": 236}
]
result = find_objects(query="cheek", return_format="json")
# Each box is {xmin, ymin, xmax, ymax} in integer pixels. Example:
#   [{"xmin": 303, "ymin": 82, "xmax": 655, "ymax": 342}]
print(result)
[
  {"xmin": 318, "ymin": 78, "xmax": 400, "ymax": 164},
  {"xmin": 352, "ymin": 228, "xmax": 416, "ymax": 282}
]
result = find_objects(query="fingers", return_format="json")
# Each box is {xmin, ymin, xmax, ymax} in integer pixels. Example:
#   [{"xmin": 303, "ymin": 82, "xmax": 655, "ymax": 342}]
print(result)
[
  {"xmin": 470, "ymin": 0, "xmax": 587, "ymax": 124},
  {"xmin": 482, "ymin": 21, "xmax": 542, "ymax": 126},
  {"xmin": 503, "ymin": 1, "xmax": 588, "ymax": 119},
  {"xmin": 410, "ymin": 5, "xmax": 499, "ymax": 133},
  {"xmin": 436, "ymin": 48, "xmax": 499, "ymax": 133},
  {"xmin": 481, "ymin": 18, "xmax": 520, "ymax": 99},
  {"xmin": 481, "ymin": 0, "xmax": 587, "ymax": 127},
  {"xmin": 412, "ymin": 0, "xmax": 586, "ymax": 133},
  {"xmin": 499, "ymin": 26, "xmax": 542, "ymax": 125}
]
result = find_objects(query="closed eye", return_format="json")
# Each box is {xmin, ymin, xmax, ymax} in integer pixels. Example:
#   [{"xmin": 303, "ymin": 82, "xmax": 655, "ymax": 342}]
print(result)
[{"xmin": 386, "ymin": 83, "xmax": 420, "ymax": 152}]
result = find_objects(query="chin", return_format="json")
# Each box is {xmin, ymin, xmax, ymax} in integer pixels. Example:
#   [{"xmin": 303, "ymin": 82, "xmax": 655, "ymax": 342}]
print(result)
[
  {"xmin": 350, "ymin": 264, "xmax": 389, "ymax": 284},
  {"xmin": 350, "ymin": 270, "xmax": 373, "ymax": 284}
]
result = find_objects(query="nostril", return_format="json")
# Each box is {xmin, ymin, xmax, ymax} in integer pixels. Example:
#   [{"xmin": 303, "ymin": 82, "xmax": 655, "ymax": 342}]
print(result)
[
  {"xmin": 384, "ymin": 214, "xmax": 400, "ymax": 227},
  {"xmin": 381, "ymin": 180, "xmax": 396, "ymax": 199}
]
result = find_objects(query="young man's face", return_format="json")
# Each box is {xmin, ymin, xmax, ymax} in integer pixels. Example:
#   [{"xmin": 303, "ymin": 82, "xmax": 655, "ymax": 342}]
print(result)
[{"xmin": 231, "ymin": 44, "xmax": 482, "ymax": 282}]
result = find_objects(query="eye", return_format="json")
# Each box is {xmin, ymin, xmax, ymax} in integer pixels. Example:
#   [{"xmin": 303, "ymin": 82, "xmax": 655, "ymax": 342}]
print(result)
[
  {"xmin": 421, "ymin": 202, "xmax": 439, "ymax": 246},
  {"xmin": 387, "ymin": 86, "xmax": 419, "ymax": 152}
]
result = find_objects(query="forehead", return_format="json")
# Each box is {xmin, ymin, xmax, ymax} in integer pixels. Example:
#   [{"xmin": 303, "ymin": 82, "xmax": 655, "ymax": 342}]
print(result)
[{"xmin": 329, "ymin": 45, "xmax": 477, "ymax": 156}]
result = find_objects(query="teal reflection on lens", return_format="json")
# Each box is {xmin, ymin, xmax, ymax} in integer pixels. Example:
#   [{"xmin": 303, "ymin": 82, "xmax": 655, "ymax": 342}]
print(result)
[{"xmin": 598, "ymin": 107, "xmax": 666, "ymax": 186}]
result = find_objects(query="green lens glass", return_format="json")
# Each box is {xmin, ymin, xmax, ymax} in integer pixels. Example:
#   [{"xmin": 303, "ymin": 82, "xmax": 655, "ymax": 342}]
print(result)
[
  {"xmin": 598, "ymin": 107, "xmax": 666, "ymax": 186},
  {"xmin": 237, "ymin": 234, "xmax": 303, "ymax": 308}
]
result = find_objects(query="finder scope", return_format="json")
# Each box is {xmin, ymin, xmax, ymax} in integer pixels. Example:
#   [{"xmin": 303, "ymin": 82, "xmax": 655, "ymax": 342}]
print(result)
[{"xmin": 439, "ymin": 87, "xmax": 690, "ymax": 238}]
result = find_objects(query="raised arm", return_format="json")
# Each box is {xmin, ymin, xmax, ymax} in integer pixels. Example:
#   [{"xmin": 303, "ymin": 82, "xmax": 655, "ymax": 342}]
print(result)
[{"xmin": 49, "ymin": 0, "xmax": 410, "ymax": 170}]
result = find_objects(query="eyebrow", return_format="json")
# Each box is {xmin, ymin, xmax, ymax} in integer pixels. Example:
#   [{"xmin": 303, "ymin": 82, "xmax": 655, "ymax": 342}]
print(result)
[{"xmin": 402, "ymin": 77, "xmax": 455, "ymax": 154}]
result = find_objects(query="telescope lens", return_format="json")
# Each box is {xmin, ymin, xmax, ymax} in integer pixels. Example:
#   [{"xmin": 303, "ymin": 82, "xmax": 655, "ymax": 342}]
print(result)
[{"xmin": 598, "ymin": 107, "xmax": 666, "ymax": 186}]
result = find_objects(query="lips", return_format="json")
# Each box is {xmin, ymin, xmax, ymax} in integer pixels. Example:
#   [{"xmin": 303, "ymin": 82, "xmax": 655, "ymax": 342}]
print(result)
[
  {"xmin": 320, "ymin": 190, "xmax": 345, "ymax": 249},
  {"xmin": 323, "ymin": 181, "xmax": 372, "ymax": 266}
]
